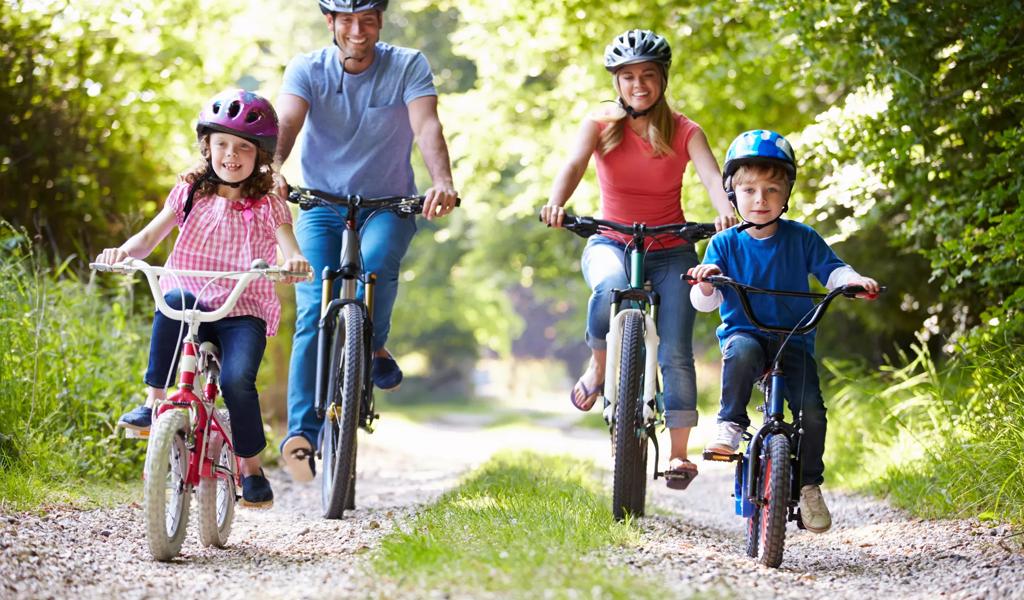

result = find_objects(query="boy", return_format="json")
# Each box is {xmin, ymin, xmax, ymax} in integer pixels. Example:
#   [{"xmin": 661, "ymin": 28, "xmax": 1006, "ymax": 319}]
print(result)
[{"xmin": 688, "ymin": 130, "xmax": 880, "ymax": 533}]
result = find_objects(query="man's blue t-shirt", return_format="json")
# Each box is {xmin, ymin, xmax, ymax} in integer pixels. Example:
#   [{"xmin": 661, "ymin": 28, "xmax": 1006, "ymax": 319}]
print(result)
[
  {"xmin": 280, "ymin": 42, "xmax": 437, "ymax": 197},
  {"xmin": 702, "ymin": 220, "xmax": 847, "ymax": 355}
]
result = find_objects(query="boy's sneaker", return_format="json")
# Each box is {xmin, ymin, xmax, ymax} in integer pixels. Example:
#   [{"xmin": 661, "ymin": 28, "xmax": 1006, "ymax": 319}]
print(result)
[
  {"xmin": 240, "ymin": 469, "xmax": 274, "ymax": 509},
  {"xmin": 800, "ymin": 484, "xmax": 832, "ymax": 533},
  {"xmin": 705, "ymin": 421, "xmax": 744, "ymax": 455},
  {"xmin": 281, "ymin": 435, "xmax": 315, "ymax": 483},
  {"xmin": 117, "ymin": 405, "xmax": 152, "ymax": 432}
]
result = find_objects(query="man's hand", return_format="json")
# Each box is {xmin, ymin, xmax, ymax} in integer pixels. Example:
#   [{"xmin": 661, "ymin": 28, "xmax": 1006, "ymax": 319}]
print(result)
[
  {"xmin": 421, "ymin": 185, "xmax": 458, "ymax": 220},
  {"xmin": 272, "ymin": 171, "xmax": 289, "ymax": 202}
]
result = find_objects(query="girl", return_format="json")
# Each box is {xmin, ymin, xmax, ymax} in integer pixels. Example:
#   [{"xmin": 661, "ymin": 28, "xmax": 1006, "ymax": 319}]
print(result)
[
  {"xmin": 540, "ymin": 29, "xmax": 737, "ymax": 489},
  {"xmin": 96, "ymin": 89, "xmax": 310, "ymax": 508}
]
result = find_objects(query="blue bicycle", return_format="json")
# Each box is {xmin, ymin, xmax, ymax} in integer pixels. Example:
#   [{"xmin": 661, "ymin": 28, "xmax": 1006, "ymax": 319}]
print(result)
[{"xmin": 687, "ymin": 274, "xmax": 883, "ymax": 567}]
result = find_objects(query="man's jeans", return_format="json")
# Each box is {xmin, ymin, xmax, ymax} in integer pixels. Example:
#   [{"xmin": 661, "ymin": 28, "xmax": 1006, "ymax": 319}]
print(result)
[
  {"xmin": 286, "ymin": 205, "xmax": 417, "ymax": 447},
  {"xmin": 581, "ymin": 235, "xmax": 699, "ymax": 428},
  {"xmin": 719, "ymin": 332, "xmax": 827, "ymax": 485},
  {"xmin": 145, "ymin": 289, "xmax": 268, "ymax": 458}
]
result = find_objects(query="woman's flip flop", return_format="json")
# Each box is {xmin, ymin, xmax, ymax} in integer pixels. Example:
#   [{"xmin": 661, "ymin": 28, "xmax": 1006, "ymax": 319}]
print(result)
[
  {"xmin": 664, "ymin": 459, "xmax": 698, "ymax": 490},
  {"xmin": 570, "ymin": 380, "xmax": 603, "ymax": 411}
]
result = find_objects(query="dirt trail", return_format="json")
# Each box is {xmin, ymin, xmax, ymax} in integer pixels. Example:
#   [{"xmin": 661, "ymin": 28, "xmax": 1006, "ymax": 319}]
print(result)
[{"xmin": 2, "ymin": 414, "xmax": 1022, "ymax": 599}]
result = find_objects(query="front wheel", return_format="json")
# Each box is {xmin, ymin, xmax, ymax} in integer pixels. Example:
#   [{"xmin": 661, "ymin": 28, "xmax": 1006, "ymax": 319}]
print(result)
[
  {"xmin": 759, "ymin": 434, "xmax": 791, "ymax": 568},
  {"xmin": 143, "ymin": 408, "xmax": 192, "ymax": 561},
  {"xmin": 197, "ymin": 410, "xmax": 235, "ymax": 548},
  {"xmin": 612, "ymin": 311, "xmax": 646, "ymax": 521},
  {"xmin": 321, "ymin": 303, "xmax": 365, "ymax": 519}
]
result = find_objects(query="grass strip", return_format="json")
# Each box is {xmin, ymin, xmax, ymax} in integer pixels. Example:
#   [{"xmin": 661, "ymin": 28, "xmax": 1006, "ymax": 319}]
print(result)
[{"xmin": 371, "ymin": 451, "xmax": 669, "ymax": 599}]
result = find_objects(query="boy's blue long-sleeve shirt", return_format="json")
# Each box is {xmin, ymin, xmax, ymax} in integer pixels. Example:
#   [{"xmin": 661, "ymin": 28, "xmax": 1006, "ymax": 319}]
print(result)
[{"xmin": 702, "ymin": 219, "xmax": 847, "ymax": 356}]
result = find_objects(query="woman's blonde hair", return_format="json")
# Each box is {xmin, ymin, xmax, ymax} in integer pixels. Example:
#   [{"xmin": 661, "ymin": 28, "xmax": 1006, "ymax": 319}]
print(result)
[
  {"xmin": 597, "ymin": 69, "xmax": 676, "ymax": 157},
  {"xmin": 180, "ymin": 134, "xmax": 275, "ymax": 200}
]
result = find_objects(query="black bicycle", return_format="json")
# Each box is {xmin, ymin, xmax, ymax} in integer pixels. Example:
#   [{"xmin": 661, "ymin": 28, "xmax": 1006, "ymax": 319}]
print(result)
[
  {"xmin": 686, "ymin": 274, "xmax": 883, "ymax": 567},
  {"xmin": 288, "ymin": 186, "xmax": 459, "ymax": 519},
  {"xmin": 550, "ymin": 215, "xmax": 716, "ymax": 520}
]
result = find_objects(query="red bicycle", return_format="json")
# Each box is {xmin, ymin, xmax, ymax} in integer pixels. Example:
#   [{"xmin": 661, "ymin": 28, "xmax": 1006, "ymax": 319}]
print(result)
[{"xmin": 91, "ymin": 258, "xmax": 306, "ymax": 561}]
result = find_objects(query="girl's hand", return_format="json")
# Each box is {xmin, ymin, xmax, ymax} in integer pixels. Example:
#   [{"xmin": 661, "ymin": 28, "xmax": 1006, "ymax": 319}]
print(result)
[
  {"xmin": 686, "ymin": 264, "xmax": 722, "ymax": 296},
  {"xmin": 96, "ymin": 247, "xmax": 129, "ymax": 266},
  {"xmin": 540, "ymin": 203, "xmax": 567, "ymax": 228},
  {"xmin": 849, "ymin": 276, "xmax": 881, "ymax": 299},
  {"xmin": 282, "ymin": 255, "xmax": 311, "ymax": 284},
  {"xmin": 714, "ymin": 212, "xmax": 738, "ymax": 231}
]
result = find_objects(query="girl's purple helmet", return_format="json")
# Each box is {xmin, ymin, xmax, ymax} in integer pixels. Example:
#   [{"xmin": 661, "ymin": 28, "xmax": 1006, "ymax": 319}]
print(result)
[{"xmin": 196, "ymin": 89, "xmax": 279, "ymax": 155}]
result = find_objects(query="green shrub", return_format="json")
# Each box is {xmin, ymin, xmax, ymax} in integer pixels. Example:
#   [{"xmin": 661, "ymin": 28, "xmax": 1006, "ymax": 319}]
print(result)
[
  {"xmin": 0, "ymin": 223, "xmax": 147, "ymax": 508},
  {"xmin": 823, "ymin": 338, "xmax": 1024, "ymax": 524}
]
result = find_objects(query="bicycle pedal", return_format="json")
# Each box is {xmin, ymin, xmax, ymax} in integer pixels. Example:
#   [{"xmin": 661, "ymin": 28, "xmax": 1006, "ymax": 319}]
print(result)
[
  {"xmin": 702, "ymin": 450, "xmax": 741, "ymax": 462},
  {"xmin": 122, "ymin": 428, "xmax": 150, "ymax": 440}
]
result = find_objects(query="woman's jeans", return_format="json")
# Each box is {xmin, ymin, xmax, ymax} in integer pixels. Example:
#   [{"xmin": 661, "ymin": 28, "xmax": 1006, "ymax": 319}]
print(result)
[
  {"xmin": 581, "ymin": 235, "xmax": 699, "ymax": 428},
  {"xmin": 719, "ymin": 332, "xmax": 827, "ymax": 486},
  {"xmin": 145, "ymin": 290, "xmax": 268, "ymax": 458},
  {"xmin": 286, "ymin": 205, "xmax": 417, "ymax": 447}
]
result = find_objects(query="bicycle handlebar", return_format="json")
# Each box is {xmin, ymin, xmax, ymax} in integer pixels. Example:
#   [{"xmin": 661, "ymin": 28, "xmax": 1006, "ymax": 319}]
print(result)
[
  {"xmin": 287, "ymin": 185, "xmax": 461, "ymax": 215},
  {"xmin": 543, "ymin": 214, "xmax": 717, "ymax": 244},
  {"xmin": 90, "ymin": 258, "xmax": 311, "ymax": 324},
  {"xmin": 683, "ymin": 274, "xmax": 886, "ymax": 335}
]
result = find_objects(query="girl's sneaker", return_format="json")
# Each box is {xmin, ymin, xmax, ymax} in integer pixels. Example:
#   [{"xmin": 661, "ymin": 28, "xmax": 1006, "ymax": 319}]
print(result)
[
  {"xmin": 117, "ymin": 405, "xmax": 152, "ymax": 433},
  {"xmin": 241, "ymin": 469, "xmax": 274, "ymax": 509}
]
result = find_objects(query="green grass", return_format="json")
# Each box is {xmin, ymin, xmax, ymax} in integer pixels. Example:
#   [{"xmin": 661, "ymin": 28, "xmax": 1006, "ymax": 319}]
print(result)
[
  {"xmin": 370, "ymin": 451, "xmax": 672, "ymax": 599},
  {"xmin": 821, "ymin": 338, "xmax": 1024, "ymax": 526},
  {"xmin": 0, "ymin": 223, "xmax": 148, "ymax": 510}
]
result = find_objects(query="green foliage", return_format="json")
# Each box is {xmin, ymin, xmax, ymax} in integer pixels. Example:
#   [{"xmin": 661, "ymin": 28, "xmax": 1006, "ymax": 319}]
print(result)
[
  {"xmin": 0, "ymin": 0, "xmax": 254, "ymax": 263},
  {"xmin": 0, "ymin": 222, "xmax": 147, "ymax": 507},
  {"xmin": 823, "ymin": 338, "xmax": 1024, "ymax": 524},
  {"xmin": 372, "ymin": 451, "xmax": 665, "ymax": 599},
  {"xmin": 774, "ymin": 0, "xmax": 1024, "ymax": 349}
]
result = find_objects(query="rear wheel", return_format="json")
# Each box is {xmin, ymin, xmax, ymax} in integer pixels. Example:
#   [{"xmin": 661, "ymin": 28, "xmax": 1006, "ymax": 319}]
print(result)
[
  {"xmin": 143, "ymin": 409, "xmax": 191, "ymax": 561},
  {"xmin": 759, "ymin": 434, "xmax": 791, "ymax": 568},
  {"xmin": 612, "ymin": 311, "xmax": 646, "ymax": 521},
  {"xmin": 197, "ymin": 411, "xmax": 235, "ymax": 548},
  {"xmin": 321, "ymin": 303, "xmax": 364, "ymax": 519}
]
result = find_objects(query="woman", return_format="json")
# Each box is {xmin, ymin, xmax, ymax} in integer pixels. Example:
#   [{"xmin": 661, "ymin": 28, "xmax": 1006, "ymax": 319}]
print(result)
[{"xmin": 541, "ymin": 29, "xmax": 736, "ymax": 489}]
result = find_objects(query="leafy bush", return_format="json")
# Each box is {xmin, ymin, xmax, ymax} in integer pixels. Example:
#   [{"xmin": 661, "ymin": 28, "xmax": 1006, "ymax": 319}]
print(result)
[
  {"xmin": 823, "ymin": 337, "xmax": 1024, "ymax": 523},
  {"xmin": 0, "ymin": 223, "xmax": 147, "ymax": 507}
]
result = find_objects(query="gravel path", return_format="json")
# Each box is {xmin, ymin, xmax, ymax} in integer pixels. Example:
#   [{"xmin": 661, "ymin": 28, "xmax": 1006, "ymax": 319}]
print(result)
[{"xmin": 2, "ymin": 415, "xmax": 1022, "ymax": 599}]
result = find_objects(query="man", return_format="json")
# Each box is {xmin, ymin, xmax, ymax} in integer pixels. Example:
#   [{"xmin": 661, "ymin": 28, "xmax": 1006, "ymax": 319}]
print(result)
[{"xmin": 274, "ymin": 0, "xmax": 458, "ymax": 482}]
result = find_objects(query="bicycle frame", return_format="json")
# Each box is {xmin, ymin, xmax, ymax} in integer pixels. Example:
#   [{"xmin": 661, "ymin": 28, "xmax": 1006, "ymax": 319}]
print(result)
[{"xmin": 93, "ymin": 259, "xmax": 301, "ymax": 486}]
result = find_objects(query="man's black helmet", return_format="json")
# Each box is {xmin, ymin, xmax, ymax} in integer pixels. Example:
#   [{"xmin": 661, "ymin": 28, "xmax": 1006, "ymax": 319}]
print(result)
[
  {"xmin": 604, "ymin": 29, "xmax": 672, "ymax": 73},
  {"xmin": 318, "ymin": 0, "xmax": 389, "ymax": 14}
]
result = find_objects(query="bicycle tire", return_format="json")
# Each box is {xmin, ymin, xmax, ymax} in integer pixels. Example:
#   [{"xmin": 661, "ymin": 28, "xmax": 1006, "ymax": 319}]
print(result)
[
  {"xmin": 745, "ymin": 498, "xmax": 760, "ymax": 558},
  {"xmin": 143, "ymin": 409, "xmax": 191, "ymax": 561},
  {"xmin": 759, "ymin": 434, "xmax": 791, "ymax": 568},
  {"xmin": 612, "ymin": 311, "xmax": 646, "ymax": 521},
  {"xmin": 197, "ymin": 411, "xmax": 235, "ymax": 548},
  {"xmin": 321, "ymin": 303, "xmax": 364, "ymax": 519}
]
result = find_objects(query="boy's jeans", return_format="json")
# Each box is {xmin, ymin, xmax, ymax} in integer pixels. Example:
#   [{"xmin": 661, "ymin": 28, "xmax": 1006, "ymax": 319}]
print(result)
[
  {"xmin": 719, "ymin": 332, "xmax": 827, "ymax": 486},
  {"xmin": 581, "ymin": 235, "xmax": 699, "ymax": 428},
  {"xmin": 145, "ymin": 289, "xmax": 268, "ymax": 458},
  {"xmin": 286, "ymin": 205, "xmax": 417, "ymax": 448}
]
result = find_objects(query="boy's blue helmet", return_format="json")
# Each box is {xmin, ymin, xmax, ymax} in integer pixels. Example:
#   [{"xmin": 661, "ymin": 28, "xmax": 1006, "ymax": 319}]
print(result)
[{"xmin": 723, "ymin": 130, "xmax": 796, "ymax": 188}]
